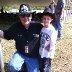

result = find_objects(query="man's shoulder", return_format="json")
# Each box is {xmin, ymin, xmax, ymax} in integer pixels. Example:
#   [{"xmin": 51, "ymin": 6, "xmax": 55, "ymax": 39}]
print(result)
[
  {"xmin": 8, "ymin": 22, "xmax": 21, "ymax": 31},
  {"xmin": 31, "ymin": 21, "xmax": 41, "ymax": 24},
  {"xmin": 13, "ymin": 21, "xmax": 21, "ymax": 25},
  {"xmin": 31, "ymin": 21, "xmax": 43, "ymax": 27},
  {"xmin": 11, "ymin": 22, "xmax": 22, "ymax": 27}
]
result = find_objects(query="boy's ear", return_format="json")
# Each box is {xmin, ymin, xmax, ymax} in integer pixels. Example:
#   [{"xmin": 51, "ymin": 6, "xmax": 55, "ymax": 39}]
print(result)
[
  {"xmin": 51, "ymin": 19, "xmax": 53, "ymax": 21},
  {"xmin": 50, "ymin": 19, "xmax": 53, "ymax": 23}
]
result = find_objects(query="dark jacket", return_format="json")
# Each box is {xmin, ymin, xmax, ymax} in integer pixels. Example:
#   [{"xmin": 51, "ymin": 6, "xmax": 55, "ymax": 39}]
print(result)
[{"xmin": 4, "ymin": 22, "xmax": 43, "ymax": 58}]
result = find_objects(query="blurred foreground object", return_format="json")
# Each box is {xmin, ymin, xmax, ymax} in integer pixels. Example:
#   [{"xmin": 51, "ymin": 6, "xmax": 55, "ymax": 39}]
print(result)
[{"xmin": 0, "ymin": 40, "xmax": 5, "ymax": 72}]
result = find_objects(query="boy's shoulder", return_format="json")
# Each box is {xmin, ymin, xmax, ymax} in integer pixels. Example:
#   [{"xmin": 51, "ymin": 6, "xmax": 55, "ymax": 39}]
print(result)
[
  {"xmin": 48, "ymin": 24, "xmax": 55, "ymax": 30},
  {"xmin": 49, "ymin": 25, "xmax": 56, "ymax": 32}
]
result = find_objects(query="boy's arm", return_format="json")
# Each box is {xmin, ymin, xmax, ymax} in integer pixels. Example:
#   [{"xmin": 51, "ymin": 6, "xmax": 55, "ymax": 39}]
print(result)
[{"xmin": 45, "ymin": 30, "xmax": 57, "ymax": 59}]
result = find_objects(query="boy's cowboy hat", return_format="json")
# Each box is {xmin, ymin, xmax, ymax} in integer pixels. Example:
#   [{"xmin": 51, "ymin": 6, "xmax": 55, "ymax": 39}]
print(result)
[
  {"xmin": 37, "ymin": 7, "xmax": 54, "ymax": 19},
  {"xmin": 19, "ymin": 4, "xmax": 35, "ymax": 15}
]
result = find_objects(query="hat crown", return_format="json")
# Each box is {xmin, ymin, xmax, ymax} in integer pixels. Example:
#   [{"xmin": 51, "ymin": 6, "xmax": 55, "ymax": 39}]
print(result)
[
  {"xmin": 19, "ymin": 4, "xmax": 31, "ymax": 14},
  {"xmin": 37, "ymin": 7, "xmax": 55, "ymax": 19},
  {"xmin": 43, "ymin": 8, "xmax": 52, "ymax": 13},
  {"xmin": 44, "ymin": 8, "xmax": 49, "ymax": 12}
]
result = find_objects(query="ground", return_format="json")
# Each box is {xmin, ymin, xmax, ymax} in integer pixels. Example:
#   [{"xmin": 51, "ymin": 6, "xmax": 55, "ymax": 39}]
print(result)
[
  {"xmin": 0, "ymin": 17, "xmax": 72, "ymax": 72},
  {"xmin": 51, "ymin": 17, "xmax": 72, "ymax": 72}
]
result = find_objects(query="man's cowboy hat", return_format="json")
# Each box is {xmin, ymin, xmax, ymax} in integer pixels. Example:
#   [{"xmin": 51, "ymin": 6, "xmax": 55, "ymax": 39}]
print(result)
[{"xmin": 19, "ymin": 4, "xmax": 35, "ymax": 15}]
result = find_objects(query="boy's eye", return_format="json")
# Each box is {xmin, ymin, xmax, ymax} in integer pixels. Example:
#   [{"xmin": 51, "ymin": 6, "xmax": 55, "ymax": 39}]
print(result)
[
  {"xmin": 43, "ymin": 17, "xmax": 51, "ymax": 20},
  {"xmin": 47, "ymin": 18, "xmax": 51, "ymax": 20}
]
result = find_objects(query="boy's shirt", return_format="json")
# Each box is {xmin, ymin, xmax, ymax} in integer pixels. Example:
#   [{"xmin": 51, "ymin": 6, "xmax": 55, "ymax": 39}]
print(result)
[{"xmin": 39, "ymin": 25, "xmax": 57, "ymax": 59}]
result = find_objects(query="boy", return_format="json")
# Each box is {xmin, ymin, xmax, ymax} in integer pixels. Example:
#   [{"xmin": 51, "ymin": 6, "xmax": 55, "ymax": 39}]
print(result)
[{"xmin": 37, "ymin": 8, "xmax": 57, "ymax": 72}]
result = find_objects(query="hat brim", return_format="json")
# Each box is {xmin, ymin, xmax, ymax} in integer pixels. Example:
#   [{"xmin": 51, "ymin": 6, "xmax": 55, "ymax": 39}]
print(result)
[
  {"xmin": 37, "ymin": 12, "xmax": 54, "ymax": 19},
  {"xmin": 18, "ymin": 11, "xmax": 35, "ymax": 15}
]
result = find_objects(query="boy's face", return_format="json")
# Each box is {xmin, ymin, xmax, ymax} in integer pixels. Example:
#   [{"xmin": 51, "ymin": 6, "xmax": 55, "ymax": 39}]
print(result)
[{"xmin": 42, "ymin": 15, "xmax": 53, "ymax": 26}]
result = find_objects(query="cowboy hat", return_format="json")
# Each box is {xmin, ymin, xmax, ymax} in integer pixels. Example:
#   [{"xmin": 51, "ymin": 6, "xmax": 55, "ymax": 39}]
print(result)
[
  {"xmin": 19, "ymin": 4, "xmax": 35, "ymax": 15},
  {"xmin": 37, "ymin": 7, "xmax": 54, "ymax": 19}
]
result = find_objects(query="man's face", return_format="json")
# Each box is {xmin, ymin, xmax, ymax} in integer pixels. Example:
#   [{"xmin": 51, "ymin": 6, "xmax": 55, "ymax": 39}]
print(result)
[{"xmin": 19, "ymin": 14, "xmax": 32, "ymax": 26}]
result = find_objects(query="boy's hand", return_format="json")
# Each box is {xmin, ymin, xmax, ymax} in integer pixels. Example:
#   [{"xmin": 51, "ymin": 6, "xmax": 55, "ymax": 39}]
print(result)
[
  {"xmin": 45, "ymin": 44, "xmax": 50, "ymax": 51},
  {"xmin": 45, "ymin": 47, "xmax": 50, "ymax": 51}
]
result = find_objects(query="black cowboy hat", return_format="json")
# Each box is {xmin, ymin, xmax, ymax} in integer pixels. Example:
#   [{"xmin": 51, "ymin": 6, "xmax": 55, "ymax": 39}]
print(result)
[
  {"xmin": 37, "ymin": 7, "xmax": 55, "ymax": 19},
  {"xmin": 19, "ymin": 4, "xmax": 35, "ymax": 15}
]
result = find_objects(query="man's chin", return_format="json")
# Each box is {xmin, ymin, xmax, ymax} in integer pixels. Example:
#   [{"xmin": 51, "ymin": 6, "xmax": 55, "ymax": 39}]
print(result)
[{"xmin": 25, "ymin": 22, "xmax": 30, "ymax": 25}]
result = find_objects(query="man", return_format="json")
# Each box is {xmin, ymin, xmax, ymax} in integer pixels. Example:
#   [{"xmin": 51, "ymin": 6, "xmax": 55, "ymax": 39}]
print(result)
[
  {"xmin": 48, "ymin": 1, "xmax": 56, "ymax": 14},
  {"xmin": 0, "ymin": 4, "xmax": 43, "ymax": 72},
  {"xmin": 53, "ymin": 0, "xmax": 65, "ymax": 40}
]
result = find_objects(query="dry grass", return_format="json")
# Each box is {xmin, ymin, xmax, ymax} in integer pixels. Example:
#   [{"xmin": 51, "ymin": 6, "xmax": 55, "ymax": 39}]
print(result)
[
  {"xmin": 51, "ymin": 17, "xmax": 72, "ymax": 72},
  {"xmin": 1, "ymin": 17, "xmax": 72, "ymax": 72}
]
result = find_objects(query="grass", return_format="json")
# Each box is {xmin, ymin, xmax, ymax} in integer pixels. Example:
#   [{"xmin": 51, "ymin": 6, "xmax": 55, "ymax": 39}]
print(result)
[{"xmin": 0, "ymin": 17, "xmax": 72, "ymax": 72}]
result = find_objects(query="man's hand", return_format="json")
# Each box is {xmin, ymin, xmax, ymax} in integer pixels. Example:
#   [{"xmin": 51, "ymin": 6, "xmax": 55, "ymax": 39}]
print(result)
[{"xmin": 0, "ymin": 30, "xmax": 4, "ymax": 38}]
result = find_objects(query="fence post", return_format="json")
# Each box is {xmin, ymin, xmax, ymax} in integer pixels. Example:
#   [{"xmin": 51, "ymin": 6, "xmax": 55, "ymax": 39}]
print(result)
[{"xmin": 0, "ymin": 40, "xmax": 5, "ymax": 72}]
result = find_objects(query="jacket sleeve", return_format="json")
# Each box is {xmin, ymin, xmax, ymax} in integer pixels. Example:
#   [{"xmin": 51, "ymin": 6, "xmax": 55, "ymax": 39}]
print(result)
[
  {"xmin": 3, "ymin": 24, "xmax": 16, "ymax": 40},
  {"xmin": 49, "ymin": 30, "xmax": 57, "ymax": 59}
]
